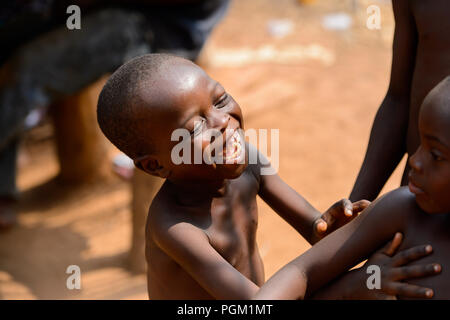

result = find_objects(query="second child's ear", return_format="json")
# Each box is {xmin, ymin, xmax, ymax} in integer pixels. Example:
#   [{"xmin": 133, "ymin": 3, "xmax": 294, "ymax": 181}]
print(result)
[{"xmin": 134, "ymin": 156, "xmax": 170, "ymax": 178}]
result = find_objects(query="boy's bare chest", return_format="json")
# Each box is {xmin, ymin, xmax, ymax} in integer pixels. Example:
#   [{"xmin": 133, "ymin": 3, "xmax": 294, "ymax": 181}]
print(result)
[
  {"xmin": 205, "ymin": 176, "xmax": 260, "ymax": 268},
  {"xmin": 206, "ymin": 200, "xmax": 258, "ymax": 267},
  {"xmin": 186, "ymin": 171, "xmax": 264, "ymax": 284},
  {"xmin": 401, "ymin": 214, "xmax": 450, "ymax": 299}
]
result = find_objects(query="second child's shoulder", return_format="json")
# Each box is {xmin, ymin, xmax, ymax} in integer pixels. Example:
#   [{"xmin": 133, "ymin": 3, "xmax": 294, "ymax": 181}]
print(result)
[
  {"xmin": 377, "ymin": 186, "xmax": 417, "ymax": 207},
  {"xmin": 368, "ymin": 187, "xmax": 420, "ymax": 221},
  {"xmin": 244, "ymin": 142, "xmax": 273, "ymax": 181}
]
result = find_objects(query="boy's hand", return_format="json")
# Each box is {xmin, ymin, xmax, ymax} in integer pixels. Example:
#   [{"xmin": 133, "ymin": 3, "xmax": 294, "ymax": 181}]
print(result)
[
  {"xmin": 312, "ymin": 199, "xmax": 370, "ymax": 241},
  {"xmin": 310, "ymin": 233, "xmax": 441, "ymax": 300},
  {"xmin": 365, "ymin": 232, "xmax": 441, "ymax": 299}
]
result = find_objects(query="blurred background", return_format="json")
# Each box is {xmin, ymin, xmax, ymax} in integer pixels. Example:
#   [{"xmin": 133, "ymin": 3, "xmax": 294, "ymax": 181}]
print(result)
[{"xmin": 0, "ymin": 0, "xmax": 406, "ymax": 299}]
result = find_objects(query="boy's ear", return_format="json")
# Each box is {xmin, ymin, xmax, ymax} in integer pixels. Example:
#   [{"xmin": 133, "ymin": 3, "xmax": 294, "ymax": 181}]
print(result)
[{"xmin": 134, "ymin": 155, "xmax": 170, "ymax": 178}]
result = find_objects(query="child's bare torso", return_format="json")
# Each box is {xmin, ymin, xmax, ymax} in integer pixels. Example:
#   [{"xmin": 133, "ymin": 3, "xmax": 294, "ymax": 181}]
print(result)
[
  {"xmin": 406, "ymin": 0, "xmax": 450, "ymax": 160},
  {"xmin": 145, "ymin": 165, "xmax": 265, "ymax": 299},
  {"xmin": 396, "ymin": 196, "xmax": 450, "ymax": 299}
]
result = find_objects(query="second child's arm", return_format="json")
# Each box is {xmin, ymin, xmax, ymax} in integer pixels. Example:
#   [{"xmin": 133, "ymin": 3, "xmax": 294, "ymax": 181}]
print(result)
[
  {"xmin": 255, "ymin": 147, "xmax": 367, "ymax": 244},
  {"xmin": 310, "ymin": 233, "xmax": 440, "ymax": 299},
  {"xmin": 255, "ymin": 189, "xmax": 431, "ymax": 299}
]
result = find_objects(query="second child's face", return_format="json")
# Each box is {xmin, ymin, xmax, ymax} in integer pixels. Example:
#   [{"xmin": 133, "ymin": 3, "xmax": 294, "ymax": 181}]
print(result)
[
  {"xmin": 408, "ymin": 100, "xmax": 450, "ymax": 214},
  {"xmin": 151, "ymin": 61, "xmax": 248, "ymax": 182}
]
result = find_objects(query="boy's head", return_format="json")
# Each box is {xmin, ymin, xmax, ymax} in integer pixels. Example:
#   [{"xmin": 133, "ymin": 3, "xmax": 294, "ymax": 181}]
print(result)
[
  {"xmin": 409, "ymin": 76, "xmax": 450, "ymax": 214},
  {"xmin": 97, "ymin": 54, "xmax": 247, "ymax": 182}
]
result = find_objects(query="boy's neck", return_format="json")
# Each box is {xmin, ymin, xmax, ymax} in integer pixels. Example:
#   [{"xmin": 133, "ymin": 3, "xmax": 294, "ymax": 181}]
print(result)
[{"xmin": 167, "ymin": 177, "xmax": 230, "ymax": 204}]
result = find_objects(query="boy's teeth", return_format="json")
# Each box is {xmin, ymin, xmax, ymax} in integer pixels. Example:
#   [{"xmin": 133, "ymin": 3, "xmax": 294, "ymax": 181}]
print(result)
[{"xmin": 224, "ymin": 131, "xmax": 242, "ymax": 161}]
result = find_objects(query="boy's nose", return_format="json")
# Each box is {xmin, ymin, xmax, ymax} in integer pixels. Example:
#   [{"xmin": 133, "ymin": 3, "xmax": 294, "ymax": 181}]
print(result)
[
  {"xmin": 409, "ymin": 149, "xmax": 423, "ymax": 173},
  {"xmin": 209, "ymin": 111, "xmax": 230, "ymax": 132}
]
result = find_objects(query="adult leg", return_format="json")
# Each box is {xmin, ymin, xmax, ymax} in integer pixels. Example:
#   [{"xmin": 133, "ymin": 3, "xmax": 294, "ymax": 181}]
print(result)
[
  {"xmin": 0, "ymin": 8, "xmax": 153, "ymax": 151},
  {"xmin": 0, "ymin": 8, "xmax": 154, "ymax": 224},
  {"xmin": 50, "ymin": 76, "xmax": 111, "ymax": 183}
]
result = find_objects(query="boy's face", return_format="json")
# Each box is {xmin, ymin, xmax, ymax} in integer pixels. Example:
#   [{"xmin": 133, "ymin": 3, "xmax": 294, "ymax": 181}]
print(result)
[
  {"xmin": 408, "ymin": 95, "xmax": 450, "ymax": 214},
  {"xmin": 139, "ymin": 60, "xmax": 247, "ymax": 182}
]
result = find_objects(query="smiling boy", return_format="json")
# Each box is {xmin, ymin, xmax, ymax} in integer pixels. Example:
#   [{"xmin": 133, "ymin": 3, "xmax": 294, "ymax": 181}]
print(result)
[
  {"xmin": 98, "ymin": 54, "xmax": 366, "ymax": 299},
  {"xmin": 97, "ymin": 54, "xmax": 440, "ymax": 299}
]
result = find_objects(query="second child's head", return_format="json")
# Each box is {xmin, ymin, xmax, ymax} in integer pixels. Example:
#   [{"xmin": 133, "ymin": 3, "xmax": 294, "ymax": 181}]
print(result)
[
  {"xmin": 97, "ymin": 54, "xmax": 248, "ymax": 183},
  {"xmin": 408, "ymin": 76, "xmax": 450, "ymax": 214}
]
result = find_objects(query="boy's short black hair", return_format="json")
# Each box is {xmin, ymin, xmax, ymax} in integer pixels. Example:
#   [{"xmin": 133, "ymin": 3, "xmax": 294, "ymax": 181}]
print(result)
[
  {"xmin": 422, "ymin": 75, "xmax": 450, "ymax": 116},
  {"xmin": 430, "ymin": 75, "xmax": 450, "ymax": 104},
  {"xmin": 97, "ymin": 53, "xmax": 177, "ymax": 159}
]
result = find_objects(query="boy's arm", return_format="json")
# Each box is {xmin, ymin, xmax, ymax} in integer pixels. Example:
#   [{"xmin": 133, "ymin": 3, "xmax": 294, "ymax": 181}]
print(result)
[
  {"xmin": 152, "ymin": 219, "xmax": 260, "ymax": 299},
  {"xmin": 258, "ymin": 169, "xmax": 322, "ymax": 244},
  {"xmin": 256, "ymin": 147, "xmax": 366, "ymax": 244},
  {"xmin": 311, "ymin": 233, "xmax": 439, "ymax": 299},
  {"xmin": 349, "ymin": 0, "xmax": 417, "ymax": 202},
  {"xmin": 255, "ymin": 188, "xmax": 422, "ymax": 299}
]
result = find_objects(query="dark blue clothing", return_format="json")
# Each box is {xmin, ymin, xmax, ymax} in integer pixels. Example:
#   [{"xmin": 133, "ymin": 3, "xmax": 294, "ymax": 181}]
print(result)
[{"xmin": 0, "ymin": 0, "xmax": 230, "ymax": 197}]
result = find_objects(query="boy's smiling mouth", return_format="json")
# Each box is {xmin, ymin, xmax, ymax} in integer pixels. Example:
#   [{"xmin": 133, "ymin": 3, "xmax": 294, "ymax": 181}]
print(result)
[
  {"xmin": 408, "ymin": 173, "xmax": 425, "ymax": 195},
  {"xmin": 408, "ymin": 180, "xmax": 425, "ymax": 195},
  {"xmin": 223, "ymin": 130, "xmax": 243, "ymax": 162},
  {"xmin": 202, "ymin": 127, "xmax": 245, "ymax": 167}
]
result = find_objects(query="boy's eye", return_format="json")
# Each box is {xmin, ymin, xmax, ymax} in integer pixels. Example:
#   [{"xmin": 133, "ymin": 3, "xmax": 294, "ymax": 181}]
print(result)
[
  {"xmin": 214, "ymin": 93, "xmax": 229, "ymax": 109},
  {"xmin": 191, "ymin": 119, "xmax": 205, "ymax": 136},
  {"xmin": 430, "ymin": 149, "xmax": 444, "ymax": 161}
]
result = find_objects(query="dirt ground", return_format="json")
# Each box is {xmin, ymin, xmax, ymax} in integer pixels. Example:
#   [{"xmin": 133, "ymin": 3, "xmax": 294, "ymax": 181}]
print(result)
[{"xmin": 0, "ymin": 0, "xmax": 406, "ymax": 299}]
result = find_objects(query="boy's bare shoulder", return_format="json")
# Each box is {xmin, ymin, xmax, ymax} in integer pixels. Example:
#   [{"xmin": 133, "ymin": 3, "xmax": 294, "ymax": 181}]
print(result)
[
  {"xmin": 367, "ymin": 187, "xmax": 420, "ymax": 223},
  {"xmin": 146, "ymin": 186, "xmax": 204, "ymax": 245},
  {"xmin": 376, "ymin": 186, "xmax": 417, "ymax": 207},
  {"xmin": 245, "ymin": 142, "xmax": 272, "ymax": 181}
]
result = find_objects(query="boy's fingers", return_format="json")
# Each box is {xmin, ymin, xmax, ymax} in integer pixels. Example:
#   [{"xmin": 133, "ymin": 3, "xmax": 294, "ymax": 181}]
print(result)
[
  {"xmin": 320, "ymin": 209, "xmax": 335, "ymax": 226},
  {"xmin": 340, "ymin": 198, "xmax": 353, "ymax": 217},
  {"xmin": 392, "ymin": 244, "xmax": 433, "ymax": 267},
  {"xmin": 352, "ymin": 200, "xmax": 370, "ymax": 214},
  {"xmin": 314, "ymin": 218, "xmax": 328, "ymax": 234},
  {"xmin": 383, "ymin": 232, "xmax": 403, "ymax": 257},
  {"xmin": 327, "ymin": 199, "xmax": 353, "ymax": 219},
  {"xmin": 384, "ymin": 283, "xmax": 434, "ymax": 299},
  {"xmin": 392, "ymin": 263, "xmax": 442, "ymax": 281}
]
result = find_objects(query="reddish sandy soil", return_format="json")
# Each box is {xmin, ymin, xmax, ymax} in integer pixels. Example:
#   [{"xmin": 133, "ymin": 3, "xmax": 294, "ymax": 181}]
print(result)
[{"xmin": 0, "ymin": 0, "xmax": 406, "ymax": 299}]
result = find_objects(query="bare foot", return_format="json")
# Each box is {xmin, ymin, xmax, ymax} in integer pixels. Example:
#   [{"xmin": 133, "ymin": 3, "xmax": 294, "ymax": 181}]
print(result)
[{"xmin": 0, "ymin": 197, "xmax": 17, "ymax": 231}]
